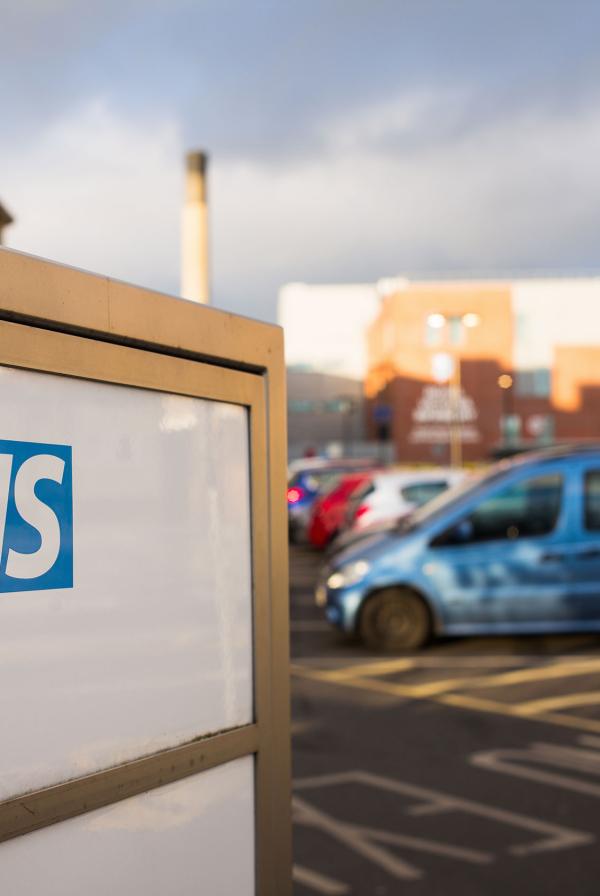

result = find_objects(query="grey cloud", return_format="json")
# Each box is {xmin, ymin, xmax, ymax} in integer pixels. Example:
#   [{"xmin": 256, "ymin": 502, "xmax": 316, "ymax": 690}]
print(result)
[
  {"xmin": 3, "ymin": 0, "xmax": 600, "ymax": 162},
  {"xmin": 3, "ymin": 0, "xmax": 600, "ymax": 325}
]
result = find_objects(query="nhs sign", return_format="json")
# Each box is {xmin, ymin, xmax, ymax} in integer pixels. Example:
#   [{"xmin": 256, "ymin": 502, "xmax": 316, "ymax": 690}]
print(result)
[{"xmin": 0, "ymin": 440, "xmax": 73, "ymax": 593}]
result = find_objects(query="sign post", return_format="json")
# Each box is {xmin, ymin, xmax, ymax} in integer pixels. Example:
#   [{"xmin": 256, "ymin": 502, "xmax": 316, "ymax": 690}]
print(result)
[{"xmin": 0, "ymin": 248, "xmax": 291, "ymax": 895}]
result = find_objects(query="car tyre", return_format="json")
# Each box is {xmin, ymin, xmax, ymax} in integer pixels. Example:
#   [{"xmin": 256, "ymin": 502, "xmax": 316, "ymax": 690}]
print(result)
[{"xmin": 359, "ymin": 588, "xmax": 431, "ymax": 651}]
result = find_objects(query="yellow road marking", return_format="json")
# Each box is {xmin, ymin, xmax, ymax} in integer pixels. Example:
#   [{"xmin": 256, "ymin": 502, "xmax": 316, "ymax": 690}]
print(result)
[
  {"xmin": 294, "ymin": 656, "xmax": 600, "ymax": 699},
  {"xmin": 292, "ymin": 665, "xmax": 415, "ymax": 699},
  {"xmin": 468, "ymin": 658, "xmax": 600, "ymax": 690},
  {"xmin": 437, "ymin": 693, "xmax": 520, "ymax": 716},
  {"xmin": 292, "ymin": 664, "xmax": 458, "ymax": 699},
  {"xmin": 291, "ymin": 661, "xmax": 600, "ymax": 735},
  {"xmin": 439, "ymin": 692, "xmax": 600, "ymax": 735},
  {"xmin": 323, "ymin": 658, "xmax": 416, "ymax": 681},
  {"xmin": 514, "ymin": 690, "xmax": 600, "ymax": 716},
  {"xmin": 291, "ymin": 664, "xmax": 337, "ymax": 681},
  {"xmin": 536, "ymin": 713, "xmax": 600, "ymax": 735},
  {"xmin": 415, "ymin": 657, "xmax": 600, "ymax": 698}
]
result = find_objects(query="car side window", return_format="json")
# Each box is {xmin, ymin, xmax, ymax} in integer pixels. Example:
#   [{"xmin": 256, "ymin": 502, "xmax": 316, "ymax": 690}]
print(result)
[
  {"xmin": 584, "ymin": 470, "xmax": 600, "ymax": 531},
  {"xmin": 401, "ymin": 481, "xmax": 447, "ymax": 507},
  {"xmin": 432, "ymin": 473, "xmax": 563, "ymax": 546}
]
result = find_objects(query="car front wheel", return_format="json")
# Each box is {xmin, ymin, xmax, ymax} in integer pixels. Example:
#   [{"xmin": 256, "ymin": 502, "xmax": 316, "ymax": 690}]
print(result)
[{"xmin": 359, "ymin": 588, "xmax": 431, "ymax": 651}]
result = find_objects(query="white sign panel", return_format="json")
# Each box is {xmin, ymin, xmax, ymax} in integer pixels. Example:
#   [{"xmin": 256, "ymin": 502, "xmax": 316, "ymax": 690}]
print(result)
[
  {"xmin": 410, "ymin": 385, "xmax": 481, "ymax": 445},
  {"xmin": 0, "ymin": 366, "xmax": 253, "ymax": 801},
  {"xmin": 0, "ymin": 757, "xmax": 255, "ymax": 896}
]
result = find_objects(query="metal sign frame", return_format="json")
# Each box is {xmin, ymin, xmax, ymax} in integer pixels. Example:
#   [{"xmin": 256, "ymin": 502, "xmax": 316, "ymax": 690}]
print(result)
[{"xmin": 0, "ymin": 248, "xmax": 291, "ymax": 896}]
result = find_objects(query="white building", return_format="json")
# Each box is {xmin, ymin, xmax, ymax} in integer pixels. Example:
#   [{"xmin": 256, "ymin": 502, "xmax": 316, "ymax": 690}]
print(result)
[
  {"xmin": 511, "ymin": 277, "xmax": 600, "ymax": 377},
  {"xmin": 278, "ymin": 282, "xmax": 381, "ymax": 380},
  {"xmin": 278, "ymin": 282, "xmax": 384, "ymax": 458}
]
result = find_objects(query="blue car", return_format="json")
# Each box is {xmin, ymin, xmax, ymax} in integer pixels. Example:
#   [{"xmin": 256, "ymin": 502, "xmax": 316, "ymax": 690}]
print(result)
[{"xmin": 316, "ymin": 446, "xmax": 600, "ymax": 650}]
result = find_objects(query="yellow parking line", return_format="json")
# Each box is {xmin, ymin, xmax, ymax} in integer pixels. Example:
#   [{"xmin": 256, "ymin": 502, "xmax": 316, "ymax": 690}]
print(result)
[
  {"xmin": 438, "ymin": 692, "xmax": 521, "ymax": 716},
  {"xmin": 291, "ymin": 662, "xmax": 600, "ymax": 735},
  {"xmin": 292, "ymin": 664, "xmax": 468, "ymax": 699},
  {"xmin": 393, "ymin": 678, "xmax": 467, "ymax": 697},
  {"xmin": 323, "ymin": 658, "xmax": 416, "ymax": 681},
  {"xmin": 514, "ymin": 690, "xmax": 600, "ymax": 716},
  {"xmin": 416, "ymin": 658, "xmax": 600, "ymax": 699},
  {"xmin": 291, "ymin": 664, "xmax": 342, "ymax": 682},
  {"xmin": 292, "ymin": 660, "xmax": 600, "ymax": 700},
  {"xmin": 370, "ymin": 660, "xmax": 600, "ymax": 699},
  {"xmin": 295, "ymin": 656, "xmax": 600, "ymax": 698},
  {"xmin": 439, "ymin": 692, "xmax": 600, "ymax": 735},
  {"xmin": 335, "ymin": 676, "xmax": 416, "ymax": 698},
  {"xmin": 537, "ymin": 712, "xmax": 600, "ymax": 736},
  {"xmin": 466, "ymin": 658, "xmax": 600, "ymax": 691},
  {"xmin": 292, "ymin": 664, "xmax": 431, "ymax": 699}
]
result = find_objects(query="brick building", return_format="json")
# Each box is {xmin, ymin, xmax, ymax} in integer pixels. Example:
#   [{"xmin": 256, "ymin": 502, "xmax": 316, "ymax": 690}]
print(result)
[{"xmin": 366, "ymin": 278, "xmax": 600, "ymax": 463}]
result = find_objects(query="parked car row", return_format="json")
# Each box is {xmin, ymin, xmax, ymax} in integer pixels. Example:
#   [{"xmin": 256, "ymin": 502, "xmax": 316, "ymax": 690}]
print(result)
[
  {"xmin": 314, "ymin": 445, "xmax": 600, "ymax": 651},
  {"xmin": 288, "ymin": 458, "xmax": 463, "ymax": 550},
  {"xmin": 287, "ymin": 458, "xmax": 374, "ymax": 543},
  {"xmin": 307, "ymin": 470, "xmax": 374, "ymax": 549},
  {"xmin": 340, "ymin": 467, "xmax": 465, "ymax": 537},
  {"xmin": 326, "ymin": 470, "xmax": 466, "ymax": 559}
]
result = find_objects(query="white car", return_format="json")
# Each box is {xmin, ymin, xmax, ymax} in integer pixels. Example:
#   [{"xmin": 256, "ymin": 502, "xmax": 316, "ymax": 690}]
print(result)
[{"xmin": 344, "ymin": 468, "xmax": 467, "ymax": 533}]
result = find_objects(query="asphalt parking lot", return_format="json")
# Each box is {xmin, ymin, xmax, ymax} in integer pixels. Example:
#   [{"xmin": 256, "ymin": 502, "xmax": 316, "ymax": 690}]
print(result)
[{"xmin": 290, "ymin": 544, "xmax": 600, "ymax": 895}]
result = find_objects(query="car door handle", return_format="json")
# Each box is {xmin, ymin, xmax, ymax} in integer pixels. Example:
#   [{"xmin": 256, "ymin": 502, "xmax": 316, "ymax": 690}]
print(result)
[
  {"xmin": 540, "ymin": 552, "xmax": 566, "ymax": 563},
  {"xmin": 576, "ymin": 548, "xmax": 600, "ymax": 560}
]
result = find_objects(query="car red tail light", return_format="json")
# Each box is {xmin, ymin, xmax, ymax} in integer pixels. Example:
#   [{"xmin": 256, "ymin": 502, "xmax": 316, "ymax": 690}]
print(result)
[{"xmin": 287, "ymin": 487, "xmax": 304, "ymax": 504}]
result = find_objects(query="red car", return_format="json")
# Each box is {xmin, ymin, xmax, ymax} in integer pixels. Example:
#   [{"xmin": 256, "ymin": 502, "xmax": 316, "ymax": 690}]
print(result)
[{"xmin": 308, "ymin": 471, "xmax": 375, "ymax": 548}]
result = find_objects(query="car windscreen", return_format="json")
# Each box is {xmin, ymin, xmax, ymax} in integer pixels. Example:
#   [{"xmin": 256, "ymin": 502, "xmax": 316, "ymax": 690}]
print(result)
[{"xmin": 399, "ymin": 467, "xmax": 506, "ymax": 533}]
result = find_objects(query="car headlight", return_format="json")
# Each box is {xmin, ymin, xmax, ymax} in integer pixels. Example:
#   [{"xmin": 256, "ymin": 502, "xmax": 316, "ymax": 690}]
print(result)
[{"xmin": 327, "ymin": 560, "xmax": 371, "ymax": 589}]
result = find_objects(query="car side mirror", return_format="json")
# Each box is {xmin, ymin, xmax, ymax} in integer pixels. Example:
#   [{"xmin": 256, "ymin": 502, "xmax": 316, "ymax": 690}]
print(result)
[{"xmin": 453, "ymin": 518, "xmax": 474, "ymax": 543}]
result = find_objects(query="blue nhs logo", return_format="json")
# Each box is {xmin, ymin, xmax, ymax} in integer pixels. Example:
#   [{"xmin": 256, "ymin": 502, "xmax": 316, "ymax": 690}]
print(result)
[{"xmin": 0, "ymin": 440, "xmax": 73, "ymax": 593}]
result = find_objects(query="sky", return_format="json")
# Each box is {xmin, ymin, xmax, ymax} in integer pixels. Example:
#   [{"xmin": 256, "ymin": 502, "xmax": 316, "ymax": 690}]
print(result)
[{"xmin": 2, "ymin": 0, "xmax": 600, "ymax": 323}]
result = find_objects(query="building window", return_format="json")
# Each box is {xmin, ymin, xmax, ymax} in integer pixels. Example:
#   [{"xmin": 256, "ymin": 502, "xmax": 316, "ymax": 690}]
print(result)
[
  {"xmin": 448, "ymin": 315, "xmax": 463, "ymax": 346},
  {"xmin": 516, "ymin": 312, "xmax": 528, "ymax": 342},
  {"xmin": 288, "ymin": 400, "xmax": 316, "ymax": 413},
  {"xmin": 425, "ymin": 320, "xmax": 442, "ymax": 347},
  {"xmin": 515, "ymin": 368, "xmax": 551, "ymax": 398}
]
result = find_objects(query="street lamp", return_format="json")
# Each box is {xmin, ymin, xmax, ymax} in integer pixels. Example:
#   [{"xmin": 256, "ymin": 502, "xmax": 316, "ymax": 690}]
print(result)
[
  {"xmin": 426, "ymin": 312, "xmax": 481, "ymax": 467},
  {"xmin": 498, "ymin": 373, "xmax": 514, "ymax": 448},
  {"xmin": 462, "ymin": 312, "xmax": 481, "ymax": 329},
  {"xmin": 427, "ymin": 312, "xmax": 446, "ymax": 330},
  {"xmin": 333, "ymin": 394, "xmax": 358, "ymax": 458}
]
